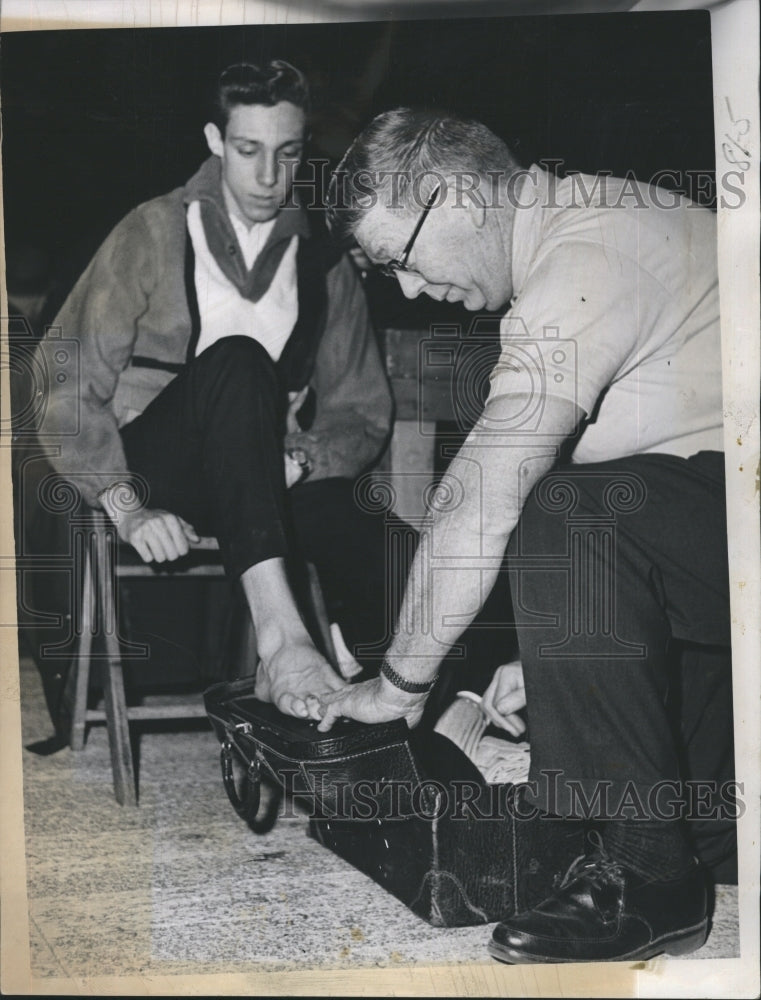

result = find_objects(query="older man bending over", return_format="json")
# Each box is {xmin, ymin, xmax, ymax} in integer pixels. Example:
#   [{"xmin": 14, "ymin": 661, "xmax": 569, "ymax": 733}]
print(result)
[{"xmin": 316, "ymin": 108, "xmax": 730, "ymax": 965}]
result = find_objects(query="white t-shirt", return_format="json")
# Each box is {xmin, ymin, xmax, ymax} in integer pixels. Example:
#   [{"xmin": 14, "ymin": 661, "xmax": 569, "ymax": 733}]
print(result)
[
  {"xmin": 186, "ymin": 200, "xmax": 299, "ymax": 362},
  {"xmin": 487, "ymin": 165, "xmax": 723, "ymax": 462}
]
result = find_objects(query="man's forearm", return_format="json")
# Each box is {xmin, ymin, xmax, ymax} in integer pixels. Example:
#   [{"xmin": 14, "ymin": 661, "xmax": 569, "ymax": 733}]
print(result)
[
  {"xmin": 383, "ymin": 515, "xmax": 514, "ymax": 683},
  {"xmin": 379, "ymin": 393, "xmax": 583, "ymax": 685}
]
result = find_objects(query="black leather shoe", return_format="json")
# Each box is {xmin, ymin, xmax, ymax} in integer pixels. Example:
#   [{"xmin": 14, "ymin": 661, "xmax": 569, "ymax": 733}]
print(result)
[{"xmin": 489, "ymin": 850, "xmax": 708, "ymax": 964}]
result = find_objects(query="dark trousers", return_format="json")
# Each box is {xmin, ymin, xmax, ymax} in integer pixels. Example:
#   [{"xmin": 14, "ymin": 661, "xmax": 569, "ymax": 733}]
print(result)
[
  {"xmin": 508, "ymin": 452, "xmax": 735, "ymax": 874},
  {"xmin": 121, "ymin": 336, "xmax": 290, "ymax": 580},
  {"xmin": 119, "ymin": 336, "xmax": 402, "ymax": 663}
]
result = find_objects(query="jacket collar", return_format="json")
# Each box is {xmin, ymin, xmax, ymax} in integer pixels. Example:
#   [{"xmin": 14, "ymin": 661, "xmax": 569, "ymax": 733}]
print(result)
[
  {"xmin": 183, "ymin": 155, "xmax": 311, "ymax": 242},
  {"xmin": 183, "ymin": 155, "xmax": 312, "ymax": 302}
]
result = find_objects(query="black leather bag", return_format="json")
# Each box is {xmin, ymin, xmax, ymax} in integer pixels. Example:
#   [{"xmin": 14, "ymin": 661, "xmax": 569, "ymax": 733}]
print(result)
[{"xmin": 204, "ymin": 677, "xmax": 584, "ymax": 927}]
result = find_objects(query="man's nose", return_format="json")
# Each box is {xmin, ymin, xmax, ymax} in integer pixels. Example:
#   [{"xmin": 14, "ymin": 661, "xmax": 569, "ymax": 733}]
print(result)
[
  {"xmin": 396, "ymin": 271, "xmax": 428, "ymax": 299},
  {"xmin": 256, "ymin": 152, "xmax": 278, "ymax": 188}
]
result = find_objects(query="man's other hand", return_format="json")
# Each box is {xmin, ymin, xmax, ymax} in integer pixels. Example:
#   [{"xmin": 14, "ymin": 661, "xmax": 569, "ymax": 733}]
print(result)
[
  {"xmin": 114, "ymin": 507, "xmax": 200, "ymax": 563},
  {"xmin": 286, "ymin": 385, "xmax": 310, "ymax": 433},
  {"xmin": 480, "ymin": 660, "xmax": 526, "ymax": 737},
  {"xmin": 284, "ymin": 450, "xmax": 304, "ymax": 488},
  {"xmin": 317, "ymin": 675, "xmax": 427, "ymax": 732}
]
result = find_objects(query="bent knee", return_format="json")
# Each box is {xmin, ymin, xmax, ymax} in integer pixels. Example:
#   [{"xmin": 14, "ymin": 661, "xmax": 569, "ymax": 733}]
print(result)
[{"xmin": 194, "ymin": 335, "xmax": 277, "ymax": 381}]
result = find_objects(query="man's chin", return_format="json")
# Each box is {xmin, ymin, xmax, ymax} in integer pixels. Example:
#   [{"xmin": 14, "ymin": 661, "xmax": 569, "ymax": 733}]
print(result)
[
  {"xmin": 239, "ymin": 197, "xmax": 282, "ymax": 224},
  {"xmin": 243, "ymin": 207, "xmax": 280, "ymax": 224}
]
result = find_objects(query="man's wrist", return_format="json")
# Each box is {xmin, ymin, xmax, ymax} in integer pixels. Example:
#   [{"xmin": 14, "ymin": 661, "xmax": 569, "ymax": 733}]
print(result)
[
  {"xmin": 380, "ymin": 656, "xmax": 438, "ymax": 695},
  {"xmin": 97, "ymin": 480, "xmax": 142, "ymax": 520}
]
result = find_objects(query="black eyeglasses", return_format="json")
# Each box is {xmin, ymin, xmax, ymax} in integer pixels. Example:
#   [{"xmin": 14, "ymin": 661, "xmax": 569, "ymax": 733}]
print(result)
[{"xmin": 378, "ymin": 184, "xmax": 441, "ymax": 278}]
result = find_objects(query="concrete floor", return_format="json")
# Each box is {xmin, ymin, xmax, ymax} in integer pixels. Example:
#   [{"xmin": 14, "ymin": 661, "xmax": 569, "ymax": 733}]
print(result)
[{"xmin": 14, "ymin": 655, "xmax": 739, "ymax": 987}]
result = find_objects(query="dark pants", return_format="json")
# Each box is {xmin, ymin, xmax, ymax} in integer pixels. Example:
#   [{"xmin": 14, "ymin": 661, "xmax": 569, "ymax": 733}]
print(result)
[
  {"xmin": 121, "ymin": 337, "xmax": 290, "ymax": 580},
  {"xmin": 508, "ymin": 452, "xmax": 735, "ymax": 874},
  {"xmin": 118, "ymin": 336, "xmax": 403, "ymax": 663}
]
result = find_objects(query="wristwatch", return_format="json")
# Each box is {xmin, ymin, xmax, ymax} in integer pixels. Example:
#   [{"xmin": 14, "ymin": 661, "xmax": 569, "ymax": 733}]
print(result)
[{"xmin": 286, "ymin": 447, "xmax": 313, "ymax": 483}]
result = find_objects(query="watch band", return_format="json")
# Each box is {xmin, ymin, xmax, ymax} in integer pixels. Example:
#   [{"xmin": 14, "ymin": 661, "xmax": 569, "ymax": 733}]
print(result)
[{"xmin": 380, "ymin": 657, "xmax": 437, "ymax": 695}]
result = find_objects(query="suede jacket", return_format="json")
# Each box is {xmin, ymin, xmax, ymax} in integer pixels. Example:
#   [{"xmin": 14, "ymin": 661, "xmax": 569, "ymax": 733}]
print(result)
[{"xmin": 34, "ymin": 158, "xmax": 393, "ymax": 507}]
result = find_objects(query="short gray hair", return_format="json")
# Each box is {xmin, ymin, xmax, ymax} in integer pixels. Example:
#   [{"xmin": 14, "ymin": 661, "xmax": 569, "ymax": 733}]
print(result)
[{"xmin": 326, "ymin": 107, "xmax": 520, "ymax": 245}]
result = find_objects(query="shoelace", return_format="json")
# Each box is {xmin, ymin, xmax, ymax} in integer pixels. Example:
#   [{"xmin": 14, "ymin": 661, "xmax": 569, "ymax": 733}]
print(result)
[{"xmin": 555, "ymin": 830, "xmax": 625, "ymax": 891}]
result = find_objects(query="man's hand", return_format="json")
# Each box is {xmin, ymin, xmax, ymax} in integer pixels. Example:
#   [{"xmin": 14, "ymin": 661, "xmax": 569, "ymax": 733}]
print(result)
[
  {"xmin": 114, "ymin": 507, "xmax": 200, "ymax": 563},
  {"xmin": 286, "ymin": 386, "xmax": 310, "ymax": 433},
  {"xmin": 317, "ymin": 675, "xmax": 428, "ymax": 732},
  {"xmin": 284, "ymin": 388, "xmax": 313, "ymax": 487},
  {"xmin": 284, "ymin": 451, "xmax": 304, "ymax": 488},
  {"xmin": 480, "ymin": 660, "xmax": 526, "ymax": 737}
]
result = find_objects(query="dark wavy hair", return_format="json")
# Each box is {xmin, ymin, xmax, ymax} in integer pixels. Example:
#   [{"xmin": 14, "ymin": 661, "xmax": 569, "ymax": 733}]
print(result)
[{"xmin": 211, "ymin": 60, "xmax": 311, "ymax": 135}]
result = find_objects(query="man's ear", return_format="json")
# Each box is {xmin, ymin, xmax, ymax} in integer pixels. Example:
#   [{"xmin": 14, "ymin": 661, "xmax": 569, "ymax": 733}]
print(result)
[
  {"xmin": 464, "ymin": 182, "xmax": 487, "ymax": 230},
  {"xmin": 204, "ymin": 122, "xmax": 224, "ymax": 158},
  {"xmin": 445, "ymin": 173, "xmax": 487, "ymax": 229}
]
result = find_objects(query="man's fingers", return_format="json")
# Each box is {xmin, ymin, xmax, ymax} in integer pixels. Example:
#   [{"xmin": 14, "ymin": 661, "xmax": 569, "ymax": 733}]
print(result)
[
  {"xmin": 482, "ymin": 700, "xmax": 513, "ymax": 732},
  {"xmin": 316, "ymin": 700, "xmax": 344, "ymax": 732},
  {"xmin": 141, "ymin": 529, "xmax": 170, "ymax": 562},
  {"xmin": 122, "ymin": 508, "xmax": 197, "ymax": 562},
  {"xmin": 316, "ymin": 687, "xmax": 354, "ymax": 731},
  {"xmin": 284, "ymin": 453, "xmax": 301, "ymax": 488},
  {"xmin": 481, "ymin": 689, "xmax": 526, "ymax": 736},
  {"xmin": 304, "ymin": 695, "xmax": 323, "ymax": 721},
  {"xmin": 132, "ymin": 538, "xmax": 154, "ymax": 563},
  {"xmin": 162, "ymin": 514, "xmax": 190, "ymax": 558},
  {"xmin": 481, "ymin": 660, "xmax": 526, "ymax": 732},
  {"xmin": 157, "ymin": 514, "xmax": 187, "ymax": 558},
  {"xmin": 481, "ymin": 682, "xmax": 506, "ymax": 720},
  {"xmin": 148, "ymin": 516, "xmax": 193, "ymax": 561},
  {"xmin": 178, "ymin": 517, "xmax": 199, "ymax": 542},
  {"xmin": 502, "ymin": 712, "xmax": 526, "ymax": 736},
  {"xmin": 286, "ymin": 386, "xmax": 310, "ymax": 432},
  {"xmin": 131, "ymin": 520, "xmax": 171, "ymax": 562},
  {"xmin": 495, "ymin": 688, "xmax": 526, "ymax": 716},
  {"xmin": 144, "ymin": 522, "xmax": 177, "ymax": 562}
]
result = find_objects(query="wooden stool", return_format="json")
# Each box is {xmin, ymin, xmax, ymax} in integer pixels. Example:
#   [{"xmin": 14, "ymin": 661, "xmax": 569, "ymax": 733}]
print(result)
[{"xmin": 66, "ymin": 509, "xmax": 335, "ymax": 805}]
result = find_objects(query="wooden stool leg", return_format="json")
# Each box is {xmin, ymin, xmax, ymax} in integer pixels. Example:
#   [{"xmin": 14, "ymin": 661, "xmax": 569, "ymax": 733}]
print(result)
[
  {"xmin": 96, "ymin": 520, "xmax": 137, "ymax": 806},
  {"xmin": 69, "ymin": 527, "xmax": 95, "ymax": 751}
]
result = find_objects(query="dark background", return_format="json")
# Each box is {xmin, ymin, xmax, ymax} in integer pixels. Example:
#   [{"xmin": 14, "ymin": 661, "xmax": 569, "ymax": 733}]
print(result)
[
  {"xmin": 2, "ymin": 12, "xmax": 716, "ymax": 687},
  {"xmin": 2, "ymin": 11, "xmax": 715, "ymax": 327}
]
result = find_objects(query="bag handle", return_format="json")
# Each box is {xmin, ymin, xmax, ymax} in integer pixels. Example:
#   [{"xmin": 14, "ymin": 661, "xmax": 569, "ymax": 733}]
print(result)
[{"xmin": 221, "ymin": 739, "xmax": 262, "ymax": 827}]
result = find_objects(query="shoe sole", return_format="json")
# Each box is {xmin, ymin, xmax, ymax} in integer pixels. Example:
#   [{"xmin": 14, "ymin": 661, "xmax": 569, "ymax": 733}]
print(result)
[{"xmin": 488, "ymin": 919, "xmax": 709, "ymax": 965}]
